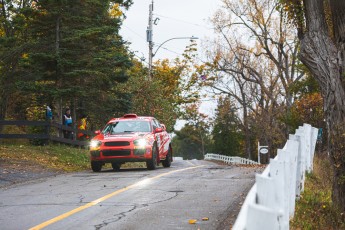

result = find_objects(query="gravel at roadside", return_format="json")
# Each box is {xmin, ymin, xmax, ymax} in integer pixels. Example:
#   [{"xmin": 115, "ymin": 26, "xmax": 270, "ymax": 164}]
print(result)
[{"xmin": 0, "ymin": 159, "xmax": 63, "ymax": 189}]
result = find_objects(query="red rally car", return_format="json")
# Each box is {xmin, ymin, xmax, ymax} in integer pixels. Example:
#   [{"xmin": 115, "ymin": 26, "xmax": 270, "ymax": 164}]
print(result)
[{"xmin": 89, "ymin": 114, "xmax": 173, "ymax": 172}]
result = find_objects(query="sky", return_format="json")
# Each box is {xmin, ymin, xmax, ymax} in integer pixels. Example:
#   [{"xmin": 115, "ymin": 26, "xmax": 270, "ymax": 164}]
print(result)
[
  {"xmin": 120, "ymin": 0, "xmax": 222, "ymax": 128},
  {"xmin": 120, "ymin": 0, "xmax": 221, "ymax": 61}
]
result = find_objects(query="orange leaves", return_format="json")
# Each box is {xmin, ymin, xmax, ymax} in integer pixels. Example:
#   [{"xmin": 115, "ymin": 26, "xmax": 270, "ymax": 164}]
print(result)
[
  {"xmin": 279, "ymin": 0, "xmax": 305, "ymax": 27},
  {"xmin": 188, "ymin": 219, "xmax": 197, "ymax": 224},
  {"xmin": 188, "ymin": 217, "xmax": 209, "ymax": 224},
  {"xmin": 291, "ymin": 92, "xmax": 324, "ymax": 127},
  {"xmin": 22, "ymin": 53, "xmax": 29, "ymax": 59},
  {"xmin": 109, "ymin": 3, "xmax": 123, "ymax": 18}
]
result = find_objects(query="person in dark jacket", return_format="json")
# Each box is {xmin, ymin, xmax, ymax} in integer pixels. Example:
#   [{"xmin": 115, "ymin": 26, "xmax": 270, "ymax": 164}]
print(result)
[{"xmin": 62, "ymin": 108, "xmax": 73, "ymax": 139}]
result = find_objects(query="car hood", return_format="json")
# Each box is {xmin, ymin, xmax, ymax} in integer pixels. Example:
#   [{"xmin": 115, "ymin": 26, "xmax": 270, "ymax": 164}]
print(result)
[{"xmin": 94, "ymin": 132, "xmax": 153, "ymax": 142}]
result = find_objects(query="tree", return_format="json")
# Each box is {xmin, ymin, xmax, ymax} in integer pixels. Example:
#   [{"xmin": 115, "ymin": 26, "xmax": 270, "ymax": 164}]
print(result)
[
  {"xmin": 285, "ymin": 75, "xmax": 324, "ymax": 132},
  {"xmin": 0, "ymin": 0, "xmax": 135, "ymax": 133},
  {"xmin": 172, "ymin": 123, "xmax": 213, "ymax": 160},
  {"xmin": 211, "ymin": 0, "xmax": 304, "ymax": 106},
  {"xmin": 280, "ymin": 0, "xmax": 345, "ymax": 210},
  {"xmin": 197, "ymin": 0, "xmax": 302, "ymax": 159},
  {"xmin": 115, "ymin": 42, "xmax": 199, "ymax": 132},
  {"xmin": 172, "ymin": 125, "xmax": 203, "ymax": 160},
  {"xmin": 0, "ymin": 0, "xmax": 33, "ymax": 123},
  {"xmin": 115, "ymin": 59, "xmax": 180, "ymax": 132},
  {"xmin": 212, "ymin": 96, "xmax": 244, "ymax": 157},
  {"xmin": 290, "ymin": 93, "xmax": 324, "ymax": 129}
]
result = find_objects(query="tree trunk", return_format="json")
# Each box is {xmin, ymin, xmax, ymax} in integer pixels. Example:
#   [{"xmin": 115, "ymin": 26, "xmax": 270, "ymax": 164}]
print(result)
[
  {"xmin": 300, "ymin": 0, "xmax": 345, "ymax": 211},
  {"xmin": 244, "ymin": 125, "xmax": 251, "ymax": 160},
  {"xmin": 242, "ymin": 95, "xmax": 252, "ymax": 160}
]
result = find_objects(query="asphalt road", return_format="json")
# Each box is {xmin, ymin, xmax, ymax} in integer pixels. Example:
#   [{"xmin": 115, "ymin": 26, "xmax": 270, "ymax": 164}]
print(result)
[{"xmin": 0, "ymin": 159, "xmax": 260, "ymax": 230}]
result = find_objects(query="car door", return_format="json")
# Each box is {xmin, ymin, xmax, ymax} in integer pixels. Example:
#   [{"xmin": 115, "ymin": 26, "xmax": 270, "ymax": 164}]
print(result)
[
  {"xmin": 155, "ymin": 120, "xmax": 170, "ymax": 156},
  {"xmin": 152, "ymin": 119, "xmax": 166, "ymax": 156},
  {"xmin": 152, "ymin": 119, "xmax": 161, "ymax": 151}
]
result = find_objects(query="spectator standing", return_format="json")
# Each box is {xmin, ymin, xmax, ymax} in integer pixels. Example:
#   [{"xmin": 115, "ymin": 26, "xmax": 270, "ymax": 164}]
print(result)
[
  {"xmin": 77, "ymin": 114, "xmax": 89, "ymax": 140},
  {"xmin": 62, "ymin": 108, "xmax": 73, "ymax": 139},
  {"xmin": 46, "ymin": 105, "xmax": 53, "ymax": 121}
]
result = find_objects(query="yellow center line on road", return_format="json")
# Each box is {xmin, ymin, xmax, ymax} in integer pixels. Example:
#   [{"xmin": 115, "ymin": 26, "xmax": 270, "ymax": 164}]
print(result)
[
  {"xmin": 185, "ymin": 160, "xmax": 198, "ymax": 166},
  {"xmin": 29, "ymin": 165, "xmax": 205, "ymax": 230}
]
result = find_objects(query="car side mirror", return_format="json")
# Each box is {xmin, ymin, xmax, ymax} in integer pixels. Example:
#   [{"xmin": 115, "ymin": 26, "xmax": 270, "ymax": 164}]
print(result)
[
  {"xmin": 155, "ymin": 127, "xmax": 163, "ymax": 133},
  {"xmin": 95, "ymin": 130, "xmax": 101, "ymax": 135}
]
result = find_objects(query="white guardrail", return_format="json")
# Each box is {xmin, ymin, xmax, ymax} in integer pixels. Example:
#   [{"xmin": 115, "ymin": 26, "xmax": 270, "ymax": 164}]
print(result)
[
  {"xmin": 204, "ymin": 153, "xmax": 260, "ymax": 165},
  {"xmin": 229, "ymin": 123, "xmax": 318, "ymax": 230}
]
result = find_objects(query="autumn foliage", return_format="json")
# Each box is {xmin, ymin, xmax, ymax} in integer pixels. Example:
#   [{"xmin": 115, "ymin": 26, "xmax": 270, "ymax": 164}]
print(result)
[{"xmin": 290, "ymin": 93, "xmax": 324, "ymax": 129}]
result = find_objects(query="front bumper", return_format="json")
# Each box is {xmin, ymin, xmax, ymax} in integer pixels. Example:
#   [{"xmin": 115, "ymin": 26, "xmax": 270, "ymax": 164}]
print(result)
[{"xmin": 90, "ymin": 146, "xmax": 152, "ymax": 163}]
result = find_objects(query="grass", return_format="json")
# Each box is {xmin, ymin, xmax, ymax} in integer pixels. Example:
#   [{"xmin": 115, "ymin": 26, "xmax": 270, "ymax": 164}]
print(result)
[
  {"xmin": 290, "ymin": 153, "xmax": 345, "ymax": 229},
  {"xmin": 0, "ymin": 142, "xmax": 90, "ymax": 172},
  {"xmin": 0, "ymin": 141, "xmax": 146, "ymax": 172}
]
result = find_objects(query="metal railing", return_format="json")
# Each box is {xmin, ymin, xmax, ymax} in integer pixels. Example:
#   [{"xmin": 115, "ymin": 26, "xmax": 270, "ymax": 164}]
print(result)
[{"xmin": 204, "ymin": 153, "xmax": 260, "ymax": 165}]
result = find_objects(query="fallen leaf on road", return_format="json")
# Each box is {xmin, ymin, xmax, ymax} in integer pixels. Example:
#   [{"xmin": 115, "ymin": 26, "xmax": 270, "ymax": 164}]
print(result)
[{"xmin": 189, "ymin": 219, "xmax": 197, "ymax": 224}]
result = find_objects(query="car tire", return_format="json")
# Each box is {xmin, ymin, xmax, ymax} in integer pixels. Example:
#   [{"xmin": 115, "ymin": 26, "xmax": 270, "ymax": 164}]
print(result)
[
  {"xmin": 91, "ymin": 161, "xmax": 102, "ymax": 172},
  {"xmin": 146, "ymin": 144, "xmax": 158, "ymax": 170},
  {"xmin": 162, "ymin": 147, "xmax": 172, "ymax": 168},
  {"xmin": 112, "ymin": 163, "xmax": 121, "ymax": 171}
]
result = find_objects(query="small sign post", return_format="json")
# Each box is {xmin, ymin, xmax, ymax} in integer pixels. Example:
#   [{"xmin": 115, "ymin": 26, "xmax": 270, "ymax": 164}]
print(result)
[{"xmin": 258, "ymin": 142, "xmax": 268, "ymax": 164}]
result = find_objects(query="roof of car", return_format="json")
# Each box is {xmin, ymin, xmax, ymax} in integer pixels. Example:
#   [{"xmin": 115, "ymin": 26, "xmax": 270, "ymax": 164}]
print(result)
[{"xmin": 108, "ymin": 114, "xmax": 153, "ymax": 123}]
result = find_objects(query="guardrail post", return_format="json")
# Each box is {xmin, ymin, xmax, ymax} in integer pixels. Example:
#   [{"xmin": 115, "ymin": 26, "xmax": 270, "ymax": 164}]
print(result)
[
  {"xmin": 310, "ymin": 127, "xmax": 318, "ymax": 171},
  {"xmin": 58, "ymin": 123, "xmax": 63, "ymax": 138},
  {"xmin": 303, "ymin": 124, "xmax": 312, "ymax": 173},
  {"xmin": 285, "ymin": 138, "xmax": 299, "ymax": 217},
  {"xmin": 45, "ymin": 121, "xmax": 50, "ymax": 144},
  {"xmin": 269, "ymin": 159, "xmax": 286, "ymax": 227},
  {"xmin": 295, "ymin": 127, "xmax": 306, "ymax": 194},
  {"xmin": 232, "ymin": 124, "xmax": 318, "ymax": 230},
  {"xmin": 245, "ymin": 203, "xmax": 279, "ymax": 230}
]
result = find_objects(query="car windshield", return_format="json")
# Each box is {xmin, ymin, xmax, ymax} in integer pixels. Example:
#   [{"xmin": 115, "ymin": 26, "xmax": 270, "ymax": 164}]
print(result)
[{"xmin": 102, "ymin": 120, "xmax": 151, "ymax": 134}]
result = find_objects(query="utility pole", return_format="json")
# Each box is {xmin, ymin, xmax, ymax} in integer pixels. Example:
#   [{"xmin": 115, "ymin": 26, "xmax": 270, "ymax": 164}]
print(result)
[
  {"xmin": 146, "ymin": 0, "xmax": 154, "ymax": 80},
  {"xmin": 146, "ymin": 0, "xmax": 197, "ymax": 79}
]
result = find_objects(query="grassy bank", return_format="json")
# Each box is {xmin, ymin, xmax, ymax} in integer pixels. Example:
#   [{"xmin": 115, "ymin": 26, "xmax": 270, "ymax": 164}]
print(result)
[
  {"xmin": 0, "ymin": 143, "xmax": 90, "ymax": 172},
  {"xmin": 0, "ymin": 142, "xmax": 146, "ymax": 172},
  {"xmin": 291, "ymin": 153, "xmax": 345, "ymax": 229}
]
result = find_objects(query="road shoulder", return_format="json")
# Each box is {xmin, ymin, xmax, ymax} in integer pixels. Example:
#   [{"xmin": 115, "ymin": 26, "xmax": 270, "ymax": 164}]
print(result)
[{"xmin": 0, "ymin": 158, "xmax": 63, "ymax": 189}]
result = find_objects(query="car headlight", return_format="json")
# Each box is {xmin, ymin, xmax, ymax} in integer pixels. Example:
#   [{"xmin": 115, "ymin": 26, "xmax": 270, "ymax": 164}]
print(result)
[
  {"xmin": 90, "ymin": 140, "xmax": 102, "ymax": 148},
  {"xmin": 134, "ymin": 138, "xmax": 147, "ymax": 148}
]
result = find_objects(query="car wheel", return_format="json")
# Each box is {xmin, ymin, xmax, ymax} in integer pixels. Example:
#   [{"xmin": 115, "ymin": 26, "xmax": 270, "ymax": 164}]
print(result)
[
  {"xmin": 162, "ymin": 147, "xmax": 172, "ymax": 168},
  {"xmin": 112, "ymin": 163, "xmax": 121, "ymax": 171},
  {"xmin": 146, "ymin": 144, "xmax": 158, "ymax": 170},
  {"xmin": 91, "ymin": 161, "xmax": 102, "ymax": 172}
]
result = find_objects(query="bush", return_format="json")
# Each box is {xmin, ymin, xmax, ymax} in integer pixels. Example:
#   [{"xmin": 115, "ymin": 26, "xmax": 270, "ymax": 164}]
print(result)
[{"xmin": 291, "ymin": 153, "xmax": 345, "ymax": 229}]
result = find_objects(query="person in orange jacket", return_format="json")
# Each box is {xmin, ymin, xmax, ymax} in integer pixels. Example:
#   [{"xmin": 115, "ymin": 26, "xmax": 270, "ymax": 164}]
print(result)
[{"xmin": 77, "ymin": 114, "xmax": 89, "ymax": 140}]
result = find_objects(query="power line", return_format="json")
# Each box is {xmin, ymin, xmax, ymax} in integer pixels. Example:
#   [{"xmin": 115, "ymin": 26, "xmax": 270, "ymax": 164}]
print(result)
[
  {"xmin": 154, "ymin": 13, "xmax": 214, "ymax": 30},
  {"xmin": 122, "ymin": 25, "xmax": 147, "ymax": 41},
  {"xmin": 153, "ymin": 43, "xmax": 182, "ymax": 57},
  {"xmin": 132, "ymin": 52, "xmax": 149, "ymax": 65},
  {"xmin": 199, "ymin": 98, "xmax": 218, "ymax": 101},
  {"xmin": 122, "ymin": 23, "xmax": 208, "ymax": 63}
]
